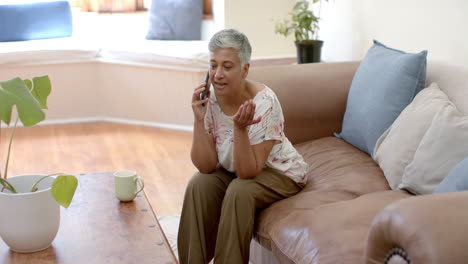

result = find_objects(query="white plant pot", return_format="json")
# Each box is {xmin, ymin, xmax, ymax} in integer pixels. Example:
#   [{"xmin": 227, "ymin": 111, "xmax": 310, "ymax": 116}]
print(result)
[{"xmin": 0, "ymin": 174, "xmax": 60, "ymax": 253}]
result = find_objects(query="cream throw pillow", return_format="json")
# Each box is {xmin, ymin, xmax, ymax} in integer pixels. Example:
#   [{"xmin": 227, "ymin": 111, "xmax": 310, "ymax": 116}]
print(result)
[
  {"xmin": 399, "ymin": 103, "xmax": 468, "ymax": 194},
  {"xmin": 373, "ymin": 83, "xmax": 450, "ymax": 189}
]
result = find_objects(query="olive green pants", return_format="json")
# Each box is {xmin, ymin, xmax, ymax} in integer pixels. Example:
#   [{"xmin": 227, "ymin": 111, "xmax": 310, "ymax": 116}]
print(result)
[{"xmin": 177, "ymin": 167, "xmax": 304, "ymax": 264}]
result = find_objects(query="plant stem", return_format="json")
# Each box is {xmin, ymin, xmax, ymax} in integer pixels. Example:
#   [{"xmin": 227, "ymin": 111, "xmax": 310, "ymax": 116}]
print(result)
[
  {"xmin": 29, "ymin": 173, "xmax": 62, "ymax": 192},
  {"xmin": 4, "ymin": 117, "xmax": 19, "ymax": 179},
  {"xmin": 0, "ymin": 177, "xmax": 18, "ymax": 193}
]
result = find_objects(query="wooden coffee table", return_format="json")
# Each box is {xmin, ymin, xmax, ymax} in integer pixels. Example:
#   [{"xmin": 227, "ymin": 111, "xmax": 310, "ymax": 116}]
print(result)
[{"xmin": 0, "ymin": 172, "xmax": 178, "ymax": 264}]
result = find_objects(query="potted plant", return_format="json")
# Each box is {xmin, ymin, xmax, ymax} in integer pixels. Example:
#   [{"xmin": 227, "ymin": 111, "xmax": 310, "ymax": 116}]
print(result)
[
  {"xmin": 275, "ymin": 0, "xmax": 328, "ymax": 63},
  {"xmin": 0, "ymin": 76, "xmax": 78, "ymax": 253}
]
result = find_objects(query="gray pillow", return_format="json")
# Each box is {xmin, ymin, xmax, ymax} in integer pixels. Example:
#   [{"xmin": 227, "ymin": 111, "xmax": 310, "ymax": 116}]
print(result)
[
  {"xmin": 433, "ymin": 157, "xmax": 468, "ymax": 193},
  {"xmin": 336, "ymin": 40, "xmax": 427, "ymax": 155},
  {"xmin": 146, "ymin": 0, "xmax": 203, "ymax": 40}
]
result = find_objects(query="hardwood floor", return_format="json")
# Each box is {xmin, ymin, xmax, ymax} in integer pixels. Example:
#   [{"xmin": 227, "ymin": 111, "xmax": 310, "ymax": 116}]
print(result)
[{"xmin": 0, "ymin": 122, "xmax": 195, "ymax": 216}]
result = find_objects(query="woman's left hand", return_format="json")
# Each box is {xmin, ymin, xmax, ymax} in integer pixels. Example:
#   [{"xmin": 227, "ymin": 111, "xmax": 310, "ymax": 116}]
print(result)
[{"xmin": 233, "ymin": 99, "xmax": 262, "ymax": 130}]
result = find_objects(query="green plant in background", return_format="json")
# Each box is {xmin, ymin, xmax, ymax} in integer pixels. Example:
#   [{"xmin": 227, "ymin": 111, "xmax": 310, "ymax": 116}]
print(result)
[
  {"xmin": 0, "ymin": 76, "xmax": 77, "ymax": 208},
  {"xmin": 275, "ymin": 0, "xmax": 328, "ymax": 42}
]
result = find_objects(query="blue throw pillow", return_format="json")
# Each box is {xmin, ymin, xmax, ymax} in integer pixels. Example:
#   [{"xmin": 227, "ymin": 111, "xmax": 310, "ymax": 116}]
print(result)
[
  {"xmin": 336, "ymin": 40, "xmax": 427, "ymax": 155},
  {"xmin": 146, "ymin": 0, "xmax": 203, "ymax": 40},
  {"xmin": 0, "ymin": 1, "xmax": 73, "ymax": 42},
  {"xmin": 433, "ymin": 157, "xmax": 468, "ymax": 193}
]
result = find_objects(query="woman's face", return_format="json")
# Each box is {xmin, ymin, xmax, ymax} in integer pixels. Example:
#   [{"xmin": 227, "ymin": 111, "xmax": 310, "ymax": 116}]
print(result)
[{"xmin": 209, "ymin": 48, "xmax": 249, "ymax": 98}]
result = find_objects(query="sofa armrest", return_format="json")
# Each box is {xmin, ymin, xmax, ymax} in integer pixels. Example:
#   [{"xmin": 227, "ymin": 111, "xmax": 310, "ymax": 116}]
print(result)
[
  {"xmin": 365, "ymin": 191, "xmax": 468, "ymax": 264},
  {"xmin": 249, "ymin": 61, "xmax": 360, "ymax": 144}
]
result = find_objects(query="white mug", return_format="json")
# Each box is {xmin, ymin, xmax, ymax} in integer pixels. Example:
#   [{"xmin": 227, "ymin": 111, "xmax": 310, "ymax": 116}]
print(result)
[{"xmin": 114, "ymin": 170, "xmax": 145, "ymax": 202}]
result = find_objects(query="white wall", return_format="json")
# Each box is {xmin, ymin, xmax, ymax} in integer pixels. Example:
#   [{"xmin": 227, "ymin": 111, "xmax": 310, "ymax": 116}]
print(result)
[
  {"xmin": 319, "ymin": 0, "xmax": 468, "ymax": 66},
  {"xmin": 318, "ymin": 0, "xmax": 354, "ymax": 62},
  {"xmin": 0, "ymin": 61, "xmax": 204, "ymax": 128},
  {"xmin": 0, "ymin": 62, "xmax": 103, "ymax": 121},
  {"xmin": 220, "ymin": 0, "xmax": 468, "ymax": 66},
  {"xmin": 223, "ymin": 0, "xmax": 296, "ymax": 59},
  {"xmin": 99, "ymin": 62, "xmax": 204, "ymax": 126}
]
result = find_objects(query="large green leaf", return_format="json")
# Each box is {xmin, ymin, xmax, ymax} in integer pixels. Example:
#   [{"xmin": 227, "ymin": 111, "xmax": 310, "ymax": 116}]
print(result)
[
  {"xmin": 0, "ymin": 85, "xmax": 15, "ymax": 125},
  {"xmin": 51, "ymin": 175, "xmax": 78, "ymax": 208},
  {"xmin": 25, "ymin": 76, "xmax": 51, "ymax": 109},
  {"xmin": 0, "ymin": 77, "xmax": 45, "ymax": 126}
]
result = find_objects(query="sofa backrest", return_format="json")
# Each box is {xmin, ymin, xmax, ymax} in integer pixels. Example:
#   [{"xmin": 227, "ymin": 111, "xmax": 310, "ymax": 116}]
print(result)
[
  {"xmin": 249, "ymin": 61, "xmax": 468, "ymax": 145},
  {"xmin": 249, "ymin": 61, "xmax": 360, "ymax": 145},
  {"xmin": 426, "ymin": 62, "xmax": 468, "ymax": 114}
]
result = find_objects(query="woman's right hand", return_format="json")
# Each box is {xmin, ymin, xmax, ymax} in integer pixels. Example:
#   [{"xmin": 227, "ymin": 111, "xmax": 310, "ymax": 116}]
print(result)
[{"xmin": 192, "ymin": 82, "xmax": 210, "ymax": 121}]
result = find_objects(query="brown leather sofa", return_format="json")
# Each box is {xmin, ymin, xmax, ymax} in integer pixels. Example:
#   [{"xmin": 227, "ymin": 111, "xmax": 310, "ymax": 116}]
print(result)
[{"xmin": 247, "ymin": 61, "xmax": 468, "ymax": 264}]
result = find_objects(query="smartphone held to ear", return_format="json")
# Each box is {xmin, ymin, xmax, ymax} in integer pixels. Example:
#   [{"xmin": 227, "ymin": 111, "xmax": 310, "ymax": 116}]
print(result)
[{"xmin": 200, "ymin": 71, "xmax": 210, "ymax": 106}]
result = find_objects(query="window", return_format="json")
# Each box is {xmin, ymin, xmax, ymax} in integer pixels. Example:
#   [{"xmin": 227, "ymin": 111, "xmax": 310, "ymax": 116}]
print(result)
[{"xmin": 71, "ymin": 0, "xmax": 212, "ymax": 17}]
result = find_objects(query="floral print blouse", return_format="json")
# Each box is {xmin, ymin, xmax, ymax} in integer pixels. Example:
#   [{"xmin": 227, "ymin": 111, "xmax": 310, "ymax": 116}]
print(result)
[{"xmin": 204, "ymin": 85, "xmax": 309, "ymax": 184}]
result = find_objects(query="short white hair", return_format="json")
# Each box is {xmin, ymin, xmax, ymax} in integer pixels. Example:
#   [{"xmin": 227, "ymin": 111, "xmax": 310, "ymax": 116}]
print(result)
[{"xmin": 208, "ymin": 29, "xmax": 252, "ymax": 66}]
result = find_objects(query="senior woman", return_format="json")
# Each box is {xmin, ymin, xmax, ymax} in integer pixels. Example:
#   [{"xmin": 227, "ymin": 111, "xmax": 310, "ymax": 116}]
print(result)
[{"xmin": 177, "ymin": 29, "xmax": 308, "ymax": 264}]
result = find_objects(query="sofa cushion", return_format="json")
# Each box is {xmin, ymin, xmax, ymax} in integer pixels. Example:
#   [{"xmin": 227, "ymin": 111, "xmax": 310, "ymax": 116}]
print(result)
[
  {"xmin": 373, "ymin": 83, "xmax": 450, "ymax": 189},
  {"xmin": 337, "ymin": 40, "xmax": 427, "ymax": 156},
  {"xmin": 0, "ymin": 37, "xmax": 210, "ymax": 70},
  {"xmin": 146, "ymin": 0, "xmax": 203, "ymax": 40},
  {"xmin": 0, "ymin": 37, "xmax": 100, "ymax": 65},
  {"xmin": 426, "ymin": 63, "xmax": 468, "ymax": 115},
  {"xmin": 434, "ymin": 157, "xmax": 468, "ymax": 193},
  {"xmin": 269, "ymin": 190, "xmax": 411, "ymax": 264},
  {"xmin": 98, "ymin": 40, "xmax": 210, "ymax": 70},
  {"xmin": 254, "ymin": 137, "xmax": 390, "ymax": 249},
  {"xmin": 400, "ymin": 104, "xmax": 468, "ymax": 194},
  {"xmin": 0, "ymin": 1, "xmax": 73, "ymax": 42}
]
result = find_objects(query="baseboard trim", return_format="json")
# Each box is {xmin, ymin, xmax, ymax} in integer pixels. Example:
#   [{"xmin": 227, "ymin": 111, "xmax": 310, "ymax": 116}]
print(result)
[
  {"xmin": 102, "ymin": 117, "xmax": 193, "ymax": 132},
  {"xmin": 1, "ymin": 117, "xmax": 194, "ymax": 132}
]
